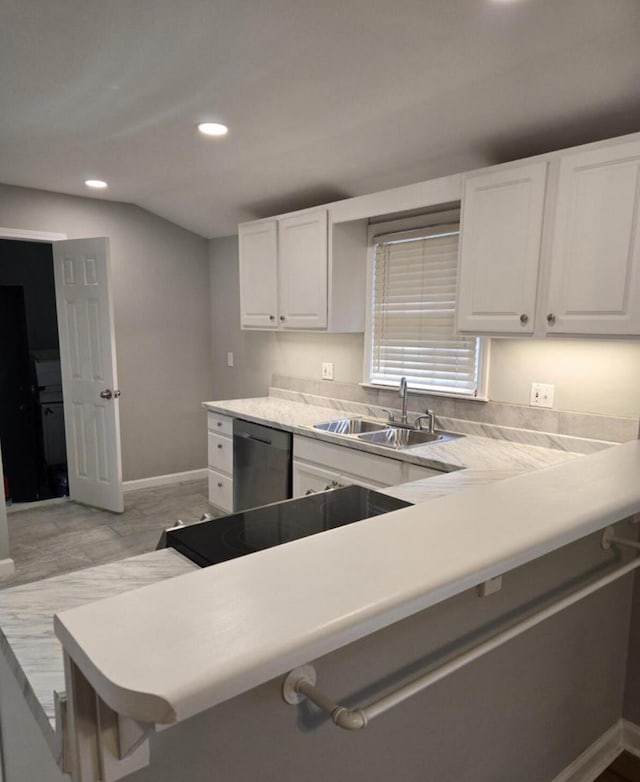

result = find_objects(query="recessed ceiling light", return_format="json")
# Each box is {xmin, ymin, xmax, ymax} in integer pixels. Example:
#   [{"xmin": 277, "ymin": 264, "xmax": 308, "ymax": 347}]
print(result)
[
  {"xmin": 197, "ymin": 122, "xmax": 229, "ymax": 137},
  {"xmin": 84, "ymin": 179, "xmax": 108, "ymax": 189}
]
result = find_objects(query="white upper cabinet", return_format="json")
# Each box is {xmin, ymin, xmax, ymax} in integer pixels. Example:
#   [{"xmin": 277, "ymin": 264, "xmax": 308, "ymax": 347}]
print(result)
[
  {"xmin": 544, "ymin": 139, "xmax": 640, "ymax": 336},
  {"xmin": 457, "ymin": 133, "xmax": 640, "ymax": 338},
  {"xmin": 457, "ymin": 161, "xmax": 548, "ymax": 334},
  {"xmin": 278, "ymin": 210, "xmax": 328, "ymax": 329},
  {"xmin": 239, "ymin": 208, "xmax": 367, "ymax": 332},
  {"xmin": 238, "ymin": 221, "xmax": 278, "ymax": 328}
]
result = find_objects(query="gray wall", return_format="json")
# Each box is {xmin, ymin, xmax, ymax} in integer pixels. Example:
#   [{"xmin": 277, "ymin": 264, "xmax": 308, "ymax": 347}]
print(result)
[
  {"xmin": 209, "ymin": 236, "xmax": 640, "ymax": 418},
  {"xmin": 0, "ymin": 183, "xmax": 212, "ymax": 482}
]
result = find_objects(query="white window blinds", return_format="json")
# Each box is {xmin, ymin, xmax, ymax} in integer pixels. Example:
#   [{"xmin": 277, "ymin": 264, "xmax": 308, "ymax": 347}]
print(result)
[{"xmin": 368, "ymin": 223, "xmax": 481, "ymax": 396}]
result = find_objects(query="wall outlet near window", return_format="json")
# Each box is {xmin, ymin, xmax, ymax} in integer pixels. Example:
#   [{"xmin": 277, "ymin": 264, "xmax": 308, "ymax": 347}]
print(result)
[
  {"xmin": 322, "ymin": 362, "xmax": 334, "ymax": 381},
  {"xmin": 226, "ymin": 352, "xmax": 234, "ymax": 368},
  {"xmin": 530, "ymin": 382, "xmax": 554, "ymax": 408}
]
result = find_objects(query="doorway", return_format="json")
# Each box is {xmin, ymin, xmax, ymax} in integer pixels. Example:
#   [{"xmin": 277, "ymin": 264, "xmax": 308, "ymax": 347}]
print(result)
[{"xmin": 0, "ymin": 239, "xmax": 68, "ymax": 504}]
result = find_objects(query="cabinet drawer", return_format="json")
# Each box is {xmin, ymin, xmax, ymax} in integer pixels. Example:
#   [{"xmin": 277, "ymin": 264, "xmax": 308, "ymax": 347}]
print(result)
[
  {"xmin": 207, "ymin": 412, "xmax": 233, "ymax": 437},
  {"xmin": 293, "ymin": 436, "xmax": 402, "ymax": 486},
  {"xmin": 208, "ymin": 470, "xmax": 233, "ymax": 514},
  {"xmin": 208, "ymin": 432, "xmax": 233, "ymax": 474}
]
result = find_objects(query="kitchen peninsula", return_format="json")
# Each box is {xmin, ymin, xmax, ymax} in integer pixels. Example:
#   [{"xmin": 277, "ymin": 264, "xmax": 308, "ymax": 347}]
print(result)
[{"xmin": 2, "ymin": 404, "xmax": 640, "ymax": 782}]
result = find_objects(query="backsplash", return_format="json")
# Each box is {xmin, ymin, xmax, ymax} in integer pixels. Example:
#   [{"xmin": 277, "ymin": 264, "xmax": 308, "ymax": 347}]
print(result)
[{"xmin": 270, "ymin": 374, "xmax": 640, "ymax": 451}]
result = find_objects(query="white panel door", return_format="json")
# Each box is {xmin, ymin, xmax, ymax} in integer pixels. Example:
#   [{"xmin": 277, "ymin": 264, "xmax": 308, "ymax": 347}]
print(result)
[
  {"xmin": 456, "ymin": 161, "xmax": 548, "ymax": 334},
  {"xmin": 278, "ymin": 209, "xmax": 328, "ymax": 329},
  {"xmin": 53, "ymin": 238, "xmax": 123, "ymax": 513},
  {"xmin": 544, "ymin": 140, "xmax": 640, "ymax": 335},
  {"xmin": 238, "ymin": 221, "xmax": 279, "ymax": 328}
]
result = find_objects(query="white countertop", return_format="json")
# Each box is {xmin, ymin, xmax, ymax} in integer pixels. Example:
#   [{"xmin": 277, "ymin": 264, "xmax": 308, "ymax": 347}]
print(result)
[
  {"xmin": 0, "ymin": 549, "xmax": 197, "ymax": 752},
  {"xmin": 203, "ymin": 395, "xmax": 593, "ymax": 475},
  {"xmin": 53, "ymin": 440, "xmax": 640, "ymax": 727}
]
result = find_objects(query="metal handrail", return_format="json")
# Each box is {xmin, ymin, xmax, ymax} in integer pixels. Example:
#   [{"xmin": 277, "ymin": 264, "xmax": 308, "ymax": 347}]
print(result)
[{"xmin": 283, "ymin": 530, "xmax": 640, "ymax": 730}]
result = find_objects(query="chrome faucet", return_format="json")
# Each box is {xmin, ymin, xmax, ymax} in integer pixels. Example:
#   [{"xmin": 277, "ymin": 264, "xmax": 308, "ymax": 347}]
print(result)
[{"xmin": 399, "ymin": 377, "xmax": 409, "ymax": 425}]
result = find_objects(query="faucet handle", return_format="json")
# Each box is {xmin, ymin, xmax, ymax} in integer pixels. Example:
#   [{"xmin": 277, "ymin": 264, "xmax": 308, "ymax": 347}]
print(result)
[{"xmin": 381, "ymin": 408, "xmax": 395, "ymax": 423}]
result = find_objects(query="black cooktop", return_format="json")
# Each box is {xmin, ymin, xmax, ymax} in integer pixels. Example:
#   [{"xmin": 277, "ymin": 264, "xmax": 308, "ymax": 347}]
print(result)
[{"xmin": 166, "ymin": 485, "xmax": 412, "ymax": 568}]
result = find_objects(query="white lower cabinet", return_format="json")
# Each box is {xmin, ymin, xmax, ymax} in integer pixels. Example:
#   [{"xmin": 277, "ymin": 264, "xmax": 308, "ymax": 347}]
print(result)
[
  {"xmin": 207, "ymin": 412, "xmax": 234, "ymax": 513},
  {"xmin": 292, "ymin": 435, "xmax": 442, "ymax": 497},
  {"xmin": 205, "ymin": 419, "xmax": 444, "ymax": 510}
]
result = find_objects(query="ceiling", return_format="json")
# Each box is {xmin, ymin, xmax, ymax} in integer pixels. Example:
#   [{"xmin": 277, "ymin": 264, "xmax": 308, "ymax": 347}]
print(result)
[{"xmin": 2, "ymin": 0, "xmax": 640, "ymax": 238}]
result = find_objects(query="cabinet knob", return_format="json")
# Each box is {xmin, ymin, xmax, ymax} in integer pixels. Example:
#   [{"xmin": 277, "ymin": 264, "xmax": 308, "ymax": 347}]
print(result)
[
  {"xmin": 217, "ymin": 482, "xmax": 223, "ymax": 488},
  {"xmin": 519, "ymin": 314, "xmax": 528, "ymax": 325},
  {"xmin": 547, "ymin": 313, "xmax": 556, "ymax": 326},
  {"xmin": 217, "ymin": 421, "xmax": 222, "ymax": 427},
  {"xmin": 217, "ymin": 443, "xmax": 223, "ymax": 449},
  {"xmin": 279, "ymin": 315, "xmax": 286, "ymax": 321},
  {"xmin": 305, "ymin": 489, "xmax": 315, "ymax": 495},
  {"xmin": 269, "ymin": 315, "xmax": 275, "ymax": 321}
]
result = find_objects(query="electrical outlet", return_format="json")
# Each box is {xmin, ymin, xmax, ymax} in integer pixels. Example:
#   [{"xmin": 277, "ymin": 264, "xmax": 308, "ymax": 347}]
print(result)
[
  {"xmin": 322, "ymin": 362, "xmax": 334, "ymax": 381},
  {"xmin": 226, "ymin": 352, "xmax": 234, "ymax": 368},
  {"xmin": 530, "ymin": 382, "xmax": 554, "ymax": 408}
]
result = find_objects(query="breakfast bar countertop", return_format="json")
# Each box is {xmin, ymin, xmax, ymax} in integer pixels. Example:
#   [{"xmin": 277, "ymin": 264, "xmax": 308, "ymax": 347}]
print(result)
[
  {"xmin": 52, "ymin": 440, "xmax": 640, "ymax": 728},
  {"xmin": 0, "ymin": 548, "xmax": 197, "ymax": 753}
]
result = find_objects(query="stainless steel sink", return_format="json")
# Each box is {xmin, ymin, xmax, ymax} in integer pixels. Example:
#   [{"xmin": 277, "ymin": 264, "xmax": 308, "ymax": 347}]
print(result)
[
  {"xmin": 313, "ymin": 418, "xmax": 388, "ymax": 435},
  {"xmin": 312, "ymin": 417, "xmax": 463, "ymax": 450},
  {"xmin": 357, "ymin": 428, "xmax": 462, "ymax": 449}
]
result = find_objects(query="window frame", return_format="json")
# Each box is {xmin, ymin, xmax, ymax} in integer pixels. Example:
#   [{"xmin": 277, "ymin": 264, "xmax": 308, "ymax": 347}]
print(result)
[{"xmin": 362, "ymin": 211, "xmax": 490, "ymax": 400}]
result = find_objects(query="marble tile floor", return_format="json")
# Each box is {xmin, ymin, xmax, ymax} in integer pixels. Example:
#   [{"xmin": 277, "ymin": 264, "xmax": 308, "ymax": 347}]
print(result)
[{"xmin": 2, "ymin": 479, "xmax": 211, "ymax": 588}]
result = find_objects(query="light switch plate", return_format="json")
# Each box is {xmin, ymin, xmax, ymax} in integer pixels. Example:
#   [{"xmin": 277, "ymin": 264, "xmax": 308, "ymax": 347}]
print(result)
[
  {"xmin": 322, "ymin": 362, "xmax": 334, "ymax": 380},
  {"xmin": 530, "ymin": 382, "xmax": 554, "ymax": 408},
  {"xmin": 226, "ymin": 352, "xmax": 234, "ymax": 368}
]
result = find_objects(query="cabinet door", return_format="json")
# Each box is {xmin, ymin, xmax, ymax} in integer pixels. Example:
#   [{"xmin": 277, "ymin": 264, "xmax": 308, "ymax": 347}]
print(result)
[
  {"xmin": 239, "ymin": 221, "xmax": 279, "ymax": 328},
  {"xmin": 278, "ymin": 210, "xmax": 328, "ymax": 329},
  {"xmin": 292, "ymin": 460, "xmax": 344, "ymax": 498},
  {"xmin": 457, "ymin": 161, "xmax": 547, "ymax": 334},
  {"xmin": 545, "ymin": 140, "xmax": 640, "ymax": 335}
]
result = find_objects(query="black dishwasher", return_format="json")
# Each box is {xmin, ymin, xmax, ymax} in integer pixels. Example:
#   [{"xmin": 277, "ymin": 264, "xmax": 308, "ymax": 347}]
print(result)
[{"xmin": 233, "ymin": 419, "xmax": 292, "ymax": 511}]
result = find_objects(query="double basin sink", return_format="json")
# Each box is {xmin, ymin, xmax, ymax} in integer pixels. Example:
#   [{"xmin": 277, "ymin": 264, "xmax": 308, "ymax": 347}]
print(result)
[{"xmin": 313, "ymin": 417, "xmax": 462, "ymax": 450}]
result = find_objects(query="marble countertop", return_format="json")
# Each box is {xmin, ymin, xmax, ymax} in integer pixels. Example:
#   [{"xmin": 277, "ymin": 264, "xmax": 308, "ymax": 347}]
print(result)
[
  {"xmin": 53, "ymin": 441, "xmax": 640, "ymax": 728},
  {"xmin": 0, "ymin": 549, "xmax": 197, "ymax": 753},
  {"xmin": 202, "ymin": 396, "xmax": 596, "ymax": 477}
]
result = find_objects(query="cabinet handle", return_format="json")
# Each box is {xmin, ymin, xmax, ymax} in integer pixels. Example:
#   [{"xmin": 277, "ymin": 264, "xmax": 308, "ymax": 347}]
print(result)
[
  {"xmin": 279, "ymin": 315, "xmax": 286, "ymax": 321},
  {"xmin": 305, "ymin": 489, "xmax": 315, "ymax": 495},
  {"xmin": 547, "ymin": 313, "xmax": 556, "ymax": 326},
  {"xmin": 519, "ymin": 314, "xmax": 528, "ymax": 325}
]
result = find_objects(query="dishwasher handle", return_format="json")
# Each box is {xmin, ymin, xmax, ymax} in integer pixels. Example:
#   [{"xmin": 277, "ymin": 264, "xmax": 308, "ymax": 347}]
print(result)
[
  {"xmin": 233, "ymin": 419, "xmax": 292, "ymax": 452},
  {"xmin": 235, "ymin": 431, "xmax": 272, "ymax": 446}
]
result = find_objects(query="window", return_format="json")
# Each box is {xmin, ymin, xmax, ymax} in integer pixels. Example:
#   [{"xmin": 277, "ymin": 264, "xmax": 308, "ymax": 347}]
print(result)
[{"xmin": 365, "ymin": 216, "xmax": 487, "ymax": 398}]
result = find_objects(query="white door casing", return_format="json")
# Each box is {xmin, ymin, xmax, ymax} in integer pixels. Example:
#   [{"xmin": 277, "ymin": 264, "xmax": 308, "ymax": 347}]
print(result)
[{"xmin": 53, "ymin": 238, "xmax": 123, "ymax": 513}]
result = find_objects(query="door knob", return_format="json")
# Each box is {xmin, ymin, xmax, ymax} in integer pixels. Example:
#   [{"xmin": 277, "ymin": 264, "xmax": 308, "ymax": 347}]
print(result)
[{"xmin": 100, "ymin": 389, "xmax": 121, "ymax": 400}]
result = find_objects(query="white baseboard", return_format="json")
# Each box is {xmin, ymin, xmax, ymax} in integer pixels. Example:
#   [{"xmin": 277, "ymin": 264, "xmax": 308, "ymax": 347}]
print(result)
[
  {"xmin": 123, "ymin": 469, "xmax": 207, "ymax": 492},
  {"xmin": 622, "ymin": 719, "xmax": 640, "ymax": 757},
  {"xmin": 551, "ymin": 721, "xmax": 623, "ymax": 782},
  {"xmin": 551, "ymin": 719, "xmax": 640, "ymax": 782},
  {"xmin": 0, "ymin": 558, "xmax": 16, "ymax": 580}
]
